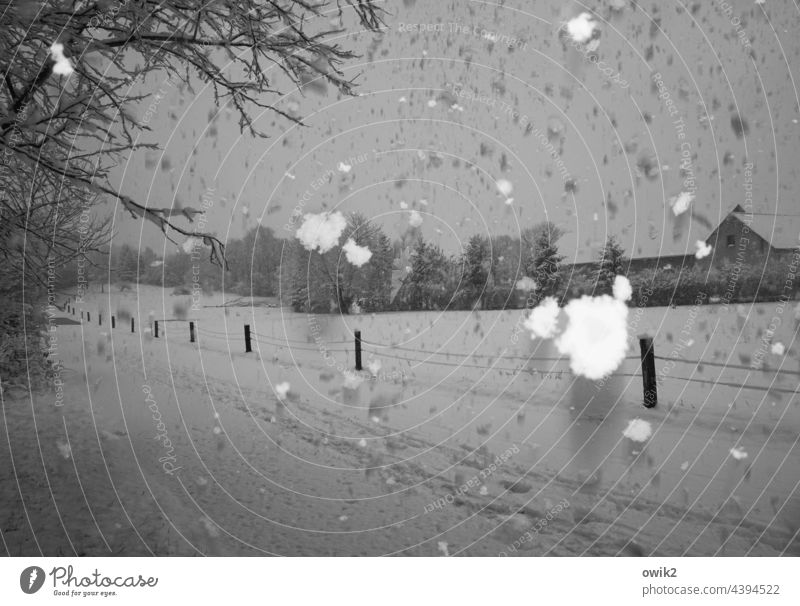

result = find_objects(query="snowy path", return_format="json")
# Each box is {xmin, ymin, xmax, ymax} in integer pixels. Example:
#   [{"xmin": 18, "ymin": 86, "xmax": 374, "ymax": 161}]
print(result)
[{"xmin": 2, "ymin": 306, "xmax": 798, "ymax": 556}]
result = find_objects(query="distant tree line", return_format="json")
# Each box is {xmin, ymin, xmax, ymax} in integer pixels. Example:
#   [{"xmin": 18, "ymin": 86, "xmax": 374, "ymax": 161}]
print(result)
[{"xmin": 55, "ymin": 221, "xmax": 800, "ymax": 314}]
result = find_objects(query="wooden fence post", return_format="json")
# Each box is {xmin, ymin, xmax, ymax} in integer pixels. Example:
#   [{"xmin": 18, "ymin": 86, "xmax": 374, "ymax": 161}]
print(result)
[
  {"xmin": 111, "ymin": 315, "xmax": 116, "ymax": 329},
  {"xmin": 189, "ymin": 321, "xmax": 196, "ymax": 343},
  {"xmin": 131, "ymin": 317, "xmax": 135, "ymax": 333},
  {"xmin": 639, "ymin": 337, "xmax": 657, "ymax": 408},
  {"xmin": 244, "ymin": 325, "xmax": 251, "ymax": 353},
  {"xmin": 87, "ymin": 311, "xmax": 90, "ymax": 322},
  {"xmin": 355, "ymin": 330, "xmax": 362, "ymax": 371},
  {"xmin": 154, "ymin": 321, "xmax": 159, "ymax": 338},
  {"xmin": 99, "ymin": 313, "xmax": 102, "ymax": 326}
]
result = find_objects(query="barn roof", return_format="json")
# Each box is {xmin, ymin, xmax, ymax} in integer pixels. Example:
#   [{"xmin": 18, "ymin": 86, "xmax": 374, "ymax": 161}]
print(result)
[{"xmin": 729, "ymin": 207, "xmax": 800, "ymax": 250}]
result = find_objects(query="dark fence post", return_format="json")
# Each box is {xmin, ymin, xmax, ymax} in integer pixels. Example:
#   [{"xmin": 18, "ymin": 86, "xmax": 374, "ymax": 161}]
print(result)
[
  {"xmin": 639, "ymin": 337, "xmax": 657, "ymax": 408},
  {"xmin": 189, "ymin": 321, "xmax": 196, "ymax": 343},
  {"xmin": 99, "ymin": 313, "xmax": 102, "ymax": 326},
  {"xmin": 131, "ymin": 317, "xmax": 135, "ymax": 333},
  {"xmin": 87, "ymin": 311, "xmax": 90, "ymax": 323},
  {"xmin": 111, "ymin": 315, "xmax": 116, "ymax": 329},
  {"xmin": 355, "ymin": 330, "xmax": 362, "ymax": 371},
  {"xmin": 244, "ymin": 325, "xmax": 251, "ymax": 353},
  {"xmin": 154, "ymin": 320, "xmax": 159, "ymax": 338}
]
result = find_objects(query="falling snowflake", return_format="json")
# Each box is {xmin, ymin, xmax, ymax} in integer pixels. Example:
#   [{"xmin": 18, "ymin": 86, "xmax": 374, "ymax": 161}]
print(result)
[
  {"xmin": 695, "ymin": 240, "xmax": 712, "ymax": 259},
  {"xmin": 50, "ymin": 42, "xmax": 74, "ymax": 76},
  {"xmin": 496, "ymin": 179, "xmax": 513, "ymax": 197},
  {"xmin": 612, "ymin": 275, "xmax": 632, "ymax": 302},
  {"xmin": 367, "ymin": 359, "xmax": 382, "ymax": 376},
  {"xmin": 555, "ymin": 292, "xmax": 630, "ymax": 379},
  {"xmin": 296, "ymin": 211, "xmax": 347, "ymax": 253},
  {"xmin": 670, "ymin": 191, "xmax": 694, "ymax": 216},
  {"xmin": 275, "ymin": 381, "xmax": 290, "ymax": 400},
  {"xmin": 56, "ymin": 440, "xmax": 72, "ymax": 459},
  {"xmin": 622, "ymin": 419, "xmax": 653, "ymax": 442},
  {"xmin": 729, "ymin": 447, "xmax": 748, "ymax": 460},
  {"xmin": 200, "ymin": 515, "xmax": 220, "ymax": 538},
  {"xmin": 565, "ymin": 13, "xmax": 598, "ymax": 44},
  {"xmin": 343, "ymin": 239, "xmax": 372, "ymax": 267},
  {"xmin": 523, "ymin": 297, "xmax": 559, "ymax": 339},
  {"xmin": 408, "ymin": 210, "xmax": 423, "ymax": 228},
  {"xmin": 515, "ymin": 277, "xmax": 537, "ymax": 291},
  {"xmin": 343, "ymin": 371, "xmax": 364, "ymax": 390}
]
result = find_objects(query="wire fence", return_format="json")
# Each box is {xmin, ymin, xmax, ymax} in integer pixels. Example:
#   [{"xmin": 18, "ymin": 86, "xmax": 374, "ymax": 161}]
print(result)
[{"xmin": 62, "ymin": 297, "xmax": 800, "ymax": 405}]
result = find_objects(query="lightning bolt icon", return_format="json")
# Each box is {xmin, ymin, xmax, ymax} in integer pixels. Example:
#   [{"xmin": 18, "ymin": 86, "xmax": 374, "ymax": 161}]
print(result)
[{"xmin": 29, "ymin": 569, "xmax": 38, "ymax": 589}]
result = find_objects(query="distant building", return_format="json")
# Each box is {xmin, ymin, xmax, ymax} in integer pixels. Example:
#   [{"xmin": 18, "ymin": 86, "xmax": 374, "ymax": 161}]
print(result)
[
  {"xmin": 579, "ymin": 206, "xmax": 800, "ymax": 274},
  {"xmin": 704, "ymin": 204, "xmax": 800, "ymax": 268}
]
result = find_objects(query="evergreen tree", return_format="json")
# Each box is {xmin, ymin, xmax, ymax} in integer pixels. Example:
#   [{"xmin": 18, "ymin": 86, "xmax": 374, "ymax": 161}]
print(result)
[
  {"xmin": 594, "ymin": 235, "xmax": 627, "ymax": 295},
  {"xmin": 402, "ymin": 239, "xmax": 455, "ymax": 310},
  {"xmin": 522, "ymin": 222, "xmax": 565, "ymax": 302},
  {"xmin": 461, "ymin": 234, "xmax": 493, "ymax": 309}
]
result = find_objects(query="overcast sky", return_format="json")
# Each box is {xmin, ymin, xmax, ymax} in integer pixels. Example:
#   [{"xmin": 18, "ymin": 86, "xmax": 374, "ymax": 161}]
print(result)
[{"xmin": 112, "ymin": 0, "xmax": 800, "ymax": 264}]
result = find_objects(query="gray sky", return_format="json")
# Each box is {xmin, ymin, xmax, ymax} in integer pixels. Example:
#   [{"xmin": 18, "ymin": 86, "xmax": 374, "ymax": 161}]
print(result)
[{"xmin": 112, "ymin": 0, "xmax": 800, "ymax": 264}]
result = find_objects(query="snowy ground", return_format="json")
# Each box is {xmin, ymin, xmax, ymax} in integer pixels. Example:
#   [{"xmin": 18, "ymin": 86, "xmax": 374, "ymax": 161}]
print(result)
[{"xmin": 2, "ymin": 285, "xmax": 799, "ymax": 556}]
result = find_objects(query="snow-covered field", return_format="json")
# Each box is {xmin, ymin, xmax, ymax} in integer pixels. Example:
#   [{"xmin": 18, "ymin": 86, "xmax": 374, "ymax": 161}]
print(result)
[{"xmin": 2, "ymin": 284, "xmax": 798, "ymax": 556}]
